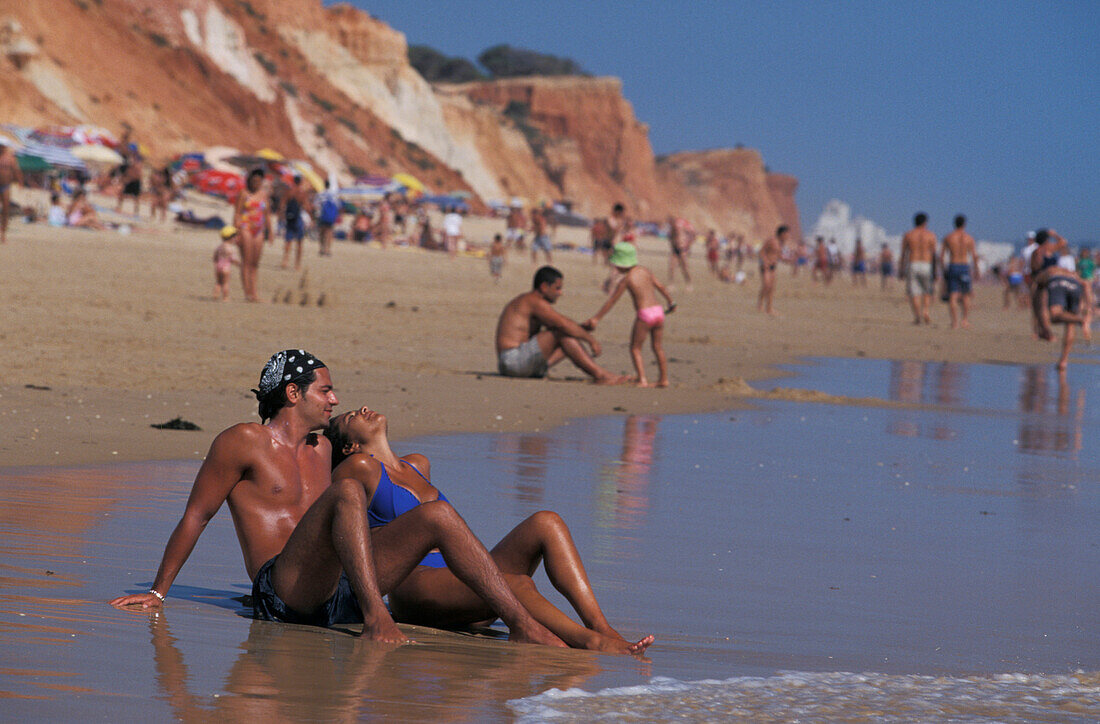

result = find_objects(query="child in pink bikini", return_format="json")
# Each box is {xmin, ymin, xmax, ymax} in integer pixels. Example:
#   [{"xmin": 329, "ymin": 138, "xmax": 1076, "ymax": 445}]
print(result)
[
  {"xmin": 213, "ymin": 226, "xmax": 241, "ymax": 301},
  {"xmin": 584, "ymin": 243, "xmax": 676, "ymax": 387}
]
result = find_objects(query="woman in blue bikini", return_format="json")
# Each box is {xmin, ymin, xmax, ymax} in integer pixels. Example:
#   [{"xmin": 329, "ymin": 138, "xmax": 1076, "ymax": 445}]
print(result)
[{"xmin": 325, "ymin": 406, "xmax": 654, "ymax": 655}]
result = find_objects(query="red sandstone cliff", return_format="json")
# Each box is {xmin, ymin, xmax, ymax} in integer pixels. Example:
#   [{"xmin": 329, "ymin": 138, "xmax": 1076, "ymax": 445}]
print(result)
[{"xmin": 1, "ymin": 0, "xmax": 798, "ymax": 234}]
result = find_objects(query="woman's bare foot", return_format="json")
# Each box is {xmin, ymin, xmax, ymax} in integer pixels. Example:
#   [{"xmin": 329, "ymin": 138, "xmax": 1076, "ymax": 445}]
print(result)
[
  {"xmin": 635, "ymin": 378, "xmax": 651, "ymax": 388},
  {"xmin": 654, "ymin": 379, "xmax": 669, "ymax": 388},
  {"xmin": 594, "ymin": 374, "xmax": 630, "ymax": 385}
]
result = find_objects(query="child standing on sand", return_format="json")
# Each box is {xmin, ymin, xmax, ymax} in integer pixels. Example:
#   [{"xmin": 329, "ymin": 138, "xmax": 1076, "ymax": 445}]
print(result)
[
  {"xmin": 488, "ymin": 233, "xmax": 505, "ymax": 282},
  {"xmin": 214, "ymin": 226, "xmax": 241, "ymax": 301},
  {"xmin": 584, "ymin": 243, "xmax": 676, "ymax": 387}
]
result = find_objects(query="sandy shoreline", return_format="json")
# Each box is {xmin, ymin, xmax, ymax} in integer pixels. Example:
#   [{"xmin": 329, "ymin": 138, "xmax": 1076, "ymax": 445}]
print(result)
[{"xmin": 2, "ymin": 187, "xmax": 1060, "ymax": 467}]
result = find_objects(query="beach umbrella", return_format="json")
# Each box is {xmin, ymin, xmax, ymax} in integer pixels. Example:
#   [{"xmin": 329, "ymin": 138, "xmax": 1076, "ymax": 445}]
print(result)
[
  {"xmin": 16, "ymin": 140, "xmax": 85, "ymax": 170},
  {"xmin": 71, "ymin": 125, "xmax": 119, "ymax": 148},
  {"xmin": 392, "ymin": 172, "xmax": 425, "ymax": 193},
  {"xmin": 289, "ymin": 161, "xmax": 325, "ymax": 192},
  {"xmin": 195, "ymin": 168, "xmax": 245, "ymax": 200},
  {"xmin": 71, "ymin": 144, "xmax": 124, "ymax": 165},
  {"xmin": 255, "ymin": 148, "xmax": 285, "ymax": 162},
  {"xmin": 30, "ymin": 126, "xmax": 78, "ymax": 148},
  {"xmin": 16, "ymin": 154, "xmax": 51, "ymax": 172}
]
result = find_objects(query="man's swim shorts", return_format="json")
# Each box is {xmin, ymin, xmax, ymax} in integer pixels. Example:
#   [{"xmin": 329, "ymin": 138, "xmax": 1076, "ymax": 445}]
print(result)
[
  {"xmin": 252, "ymin": 556, "xmax": 362, "ymax": 627},
  {"xmin": 498, "ymin": 336, "xmax": 548, "ymax": 378}
]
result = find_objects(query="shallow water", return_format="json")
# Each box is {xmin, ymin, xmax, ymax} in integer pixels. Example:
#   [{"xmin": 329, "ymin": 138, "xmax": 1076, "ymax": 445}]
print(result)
[{"xmin": 1, "ymin": 360, "xmax": 1097, "ymax": 721}]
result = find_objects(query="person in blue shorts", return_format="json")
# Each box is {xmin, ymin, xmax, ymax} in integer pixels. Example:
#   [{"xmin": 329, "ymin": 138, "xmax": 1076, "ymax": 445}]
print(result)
[{"xmin": 940, "ymin": 214, "xmax": 979, "ymax": 329}]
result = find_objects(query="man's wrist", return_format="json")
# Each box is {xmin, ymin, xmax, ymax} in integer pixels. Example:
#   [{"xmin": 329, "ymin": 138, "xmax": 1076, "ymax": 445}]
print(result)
[{"xmin": 149, "ymin": 588, "xmax": 166, "ymax": 602}]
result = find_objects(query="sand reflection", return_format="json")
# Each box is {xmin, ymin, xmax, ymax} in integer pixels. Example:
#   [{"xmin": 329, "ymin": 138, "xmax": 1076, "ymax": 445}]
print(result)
[{"xmin": 147, "ymin": 614, "xmax": 601, "ymax": 721}]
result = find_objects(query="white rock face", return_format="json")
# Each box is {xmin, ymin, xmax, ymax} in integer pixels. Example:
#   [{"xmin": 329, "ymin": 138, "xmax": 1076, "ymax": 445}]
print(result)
[
  {"xmin": 180, "ymin": 6, "xmax": 275, "ymax": 103},
  {"xmin": 809, "ymin": 200, "xmax": 900, "ymax": 255},
  {"xmin": 281, "ymin": 27, "xmax": 503, "ymax": 199}
]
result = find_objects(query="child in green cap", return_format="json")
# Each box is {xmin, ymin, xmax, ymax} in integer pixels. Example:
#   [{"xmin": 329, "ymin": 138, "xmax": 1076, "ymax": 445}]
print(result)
[{"xmin": 584, "ymin": 243, "xmax": 676, "ymax": 387}]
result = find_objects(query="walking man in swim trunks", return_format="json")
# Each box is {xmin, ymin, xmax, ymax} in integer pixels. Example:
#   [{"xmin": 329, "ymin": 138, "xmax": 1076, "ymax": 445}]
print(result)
[
  {"xmin": 900, "ymin": 212, "xmax": 938, "ymax": 324},
  {"xmin": 757, "ymin": 225, "xmax": 787, "ymax": 315},
  {"xmin": 940, "ymin": 214, "xmax": 979, "ymax": 329},
  {"xmin": 111, "ymin": 351, "xmax": 564, "ymax": 647},
  {"xmin": 530, "ymin": 207, "xmax": 552, "ymax": 264},
  {"xmin": 116, "ymin": 152, "xmax": 143, "ymax": 217},
  {"xmin": 496, "ymin": 266, "xmax": 625, "ymax": 383},
  {"xmin": 0, "ymin": 139, "xmax": 23, "ymax": 244}
]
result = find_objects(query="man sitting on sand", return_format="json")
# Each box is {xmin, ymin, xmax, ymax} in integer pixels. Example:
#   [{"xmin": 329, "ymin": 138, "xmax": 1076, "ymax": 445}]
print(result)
[
  {"xmin": 111, "ymin": 350, "xmax": 563, "ymax": 647},
  {"xmin": 900, "ymin": 212, "xmax": 938, "ymax": 324},
  {"xmin": 495, "ymin": 266, "xmax": 625, "ymax": 384}
]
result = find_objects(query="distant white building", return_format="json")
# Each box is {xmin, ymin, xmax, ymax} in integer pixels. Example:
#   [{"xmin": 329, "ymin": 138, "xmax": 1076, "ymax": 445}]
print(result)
[
  {"xmin": 809, "ymin": 200, "xmax": 900, "ymax": 256},
  {"xmin": 808, "ymin": 200, "xmax": 1015, "ymax": 270}
]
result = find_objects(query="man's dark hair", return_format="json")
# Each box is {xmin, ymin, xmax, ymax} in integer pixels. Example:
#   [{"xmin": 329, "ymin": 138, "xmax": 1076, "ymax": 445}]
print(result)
[
  {"xmin": 776, "ymin": 225, "xmax": 789, "ymax": 237},
  {"xmin": 533, "ymin": 265, "xmax": 563, "ymax": 290},
  {"xmin": 954, "ymin": 214, "xmax": 966, "ymax": 229},
  {"xmin": 1035, "ymin": 229, "xmax": 1050, "ymax": 245},
  {"xmin": 323, "ymin": 419, "xmax": 352, "ymax": 468},
  {"xmin": 914, "ymin": 212, "xmax": 928, "ymax": 226},
  {"xmin": 256, "ymin": 368, "xmax": 318, "ymax": 423},
  {"xmin": 612, "ymin": 203, "xmax": 624, "ymax": 214}
]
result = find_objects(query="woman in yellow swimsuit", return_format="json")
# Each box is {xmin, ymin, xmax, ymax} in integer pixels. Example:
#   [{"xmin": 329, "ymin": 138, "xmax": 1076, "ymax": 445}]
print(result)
[{"xmin": 233, "ymin": 168, "xmax": 270, "ymax": 302}]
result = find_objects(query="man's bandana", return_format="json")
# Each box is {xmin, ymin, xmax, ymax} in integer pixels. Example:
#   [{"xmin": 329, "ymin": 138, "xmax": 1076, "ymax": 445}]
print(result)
[{"xmin": 255, "ymin": 349, "xmax": 325, "ymax": 396}]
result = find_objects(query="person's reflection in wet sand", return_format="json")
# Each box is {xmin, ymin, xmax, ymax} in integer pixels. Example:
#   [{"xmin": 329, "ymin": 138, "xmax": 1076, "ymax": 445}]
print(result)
[
  {"xmin": 148, "ymin": 613, "xmax": 604, "ymax": 721},
  {"xmin": 493, "ymin": 433, "xmax": 551, "ymax": 513},
  {"xmin": 597, "ymin": 415, "xmax": 658, "ymax": 532},
  {"xmin": 1017, "ymin": 367, "xmax": 1085, "ymax": 456},
  {"xmin": 886, "ymin": 360, "xmax": 926, "ymax": 438}
]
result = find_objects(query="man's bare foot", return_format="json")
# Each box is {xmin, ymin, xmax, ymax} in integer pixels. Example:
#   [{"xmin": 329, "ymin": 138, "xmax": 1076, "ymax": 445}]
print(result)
[
  {"xmin": 510, "ymin": 620, "xmax": 567, "ymax": 648},
  {"xmin": 361, "ymin": 617, "xmax": 410, "ymax": 645},
  {"xmin": 635, "ymin": 379, "xmax": 651, "ymax": 388},
  {"xmin": 922, "ymin": 313, "xmax": 932, "ymax": 324},
  {"xmin": 654, "ymin": 379, "xmax": 669, "ymax": 388},
  {"xmin": 594, "ymin": 375, "xmax": 630, "ymax": 385},
  {"xmin": 960, "ymin": 319, "xmax": 970, "ymax": 329}
]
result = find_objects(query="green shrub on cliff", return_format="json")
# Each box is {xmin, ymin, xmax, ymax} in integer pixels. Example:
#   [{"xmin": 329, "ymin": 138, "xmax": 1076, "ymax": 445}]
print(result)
[
  {"xmin": 409, "ymin": 45, "xmax": 485, "ymax": 83},
  {"xmin": 477, "ymin": 44, "xmax": 587, "ymax": 78}
]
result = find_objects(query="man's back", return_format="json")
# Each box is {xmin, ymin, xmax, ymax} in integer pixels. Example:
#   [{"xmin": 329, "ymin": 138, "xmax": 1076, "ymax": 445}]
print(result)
[
  {"xmin": 943, "ymin": 229, "xmax": 975, "ymax": 265},
  {"xmin": 903, "ymin": 227, "xmax": 937, "ymax": 261}
]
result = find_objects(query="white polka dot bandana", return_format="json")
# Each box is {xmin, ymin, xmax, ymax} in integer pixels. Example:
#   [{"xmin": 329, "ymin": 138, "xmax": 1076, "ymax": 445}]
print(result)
[{"xmin": 255, "ymin": 349, "xmax": 325, "ymax": 396}]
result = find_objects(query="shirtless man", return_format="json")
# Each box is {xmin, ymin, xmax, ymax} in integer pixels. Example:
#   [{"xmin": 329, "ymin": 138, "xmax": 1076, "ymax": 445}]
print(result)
[
  {"xmin": 530, "ymin": 207, "xmax": 552, "ymax": 264},
  {"xmin": 900, "ymin": 212, "xmax": 938, "ymax": 324},
  {"xmin": 505, "ymin": 201, "xmax": 527, "ymax": 250},
  {"xmin": 940, "ymin": 214, "xmax": 979, "ymax": 329},
  {"xmin": 496, "ymin": 266, "xmax": 624, "ymax": 383},
  {"xmin": 666, "ymin": 216, "xmax": 692, "ymax": 289},
  {"xmin": 757, "ymin": 225, "xmax": 787, "ymax": 315},
  {"xmin": 111, "ymin": 351, "xmax": 563, "ymax": 647},
  {"xmin": 115, "ymin": 153, "xmax": 143, "ymax": 217},
  {"xmin": 0, "ymin": 140, "xmax": 23, "ymax": 243}
]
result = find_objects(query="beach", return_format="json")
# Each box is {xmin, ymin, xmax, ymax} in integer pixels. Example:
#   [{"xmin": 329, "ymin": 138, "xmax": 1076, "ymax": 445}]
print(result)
[
  {"xmin": 0, "ymin": 187, "xmax": 1059, "ymax": 468},
  {"xmin": 2, "ymin": 193, "xmax": 1098, "ymax": 720}
]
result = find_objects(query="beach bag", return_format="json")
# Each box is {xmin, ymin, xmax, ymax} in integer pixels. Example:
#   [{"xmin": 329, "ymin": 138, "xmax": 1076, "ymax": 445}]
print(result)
[{"xmin": 320, "ymin": 195, "xmax": 339, "ymax": 225}]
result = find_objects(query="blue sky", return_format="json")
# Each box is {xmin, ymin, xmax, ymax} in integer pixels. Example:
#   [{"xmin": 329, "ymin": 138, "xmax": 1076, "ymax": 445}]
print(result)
[{"xmin": 343, "ymin": 1, "xmax": 1097, "ymax": 242}]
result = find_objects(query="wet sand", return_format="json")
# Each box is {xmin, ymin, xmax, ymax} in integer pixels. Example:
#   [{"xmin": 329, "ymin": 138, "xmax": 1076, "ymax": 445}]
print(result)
[
  {"xmin": 0, "ymin": 185, "xmax": 1064, "ymax": 468},
  {"xmin": 1, "ymin": 360, "xmax": 1097, "ymax": 720}
]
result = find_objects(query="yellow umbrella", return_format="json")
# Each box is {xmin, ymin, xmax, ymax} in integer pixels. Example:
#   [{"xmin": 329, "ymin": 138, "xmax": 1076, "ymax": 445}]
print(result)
[
  {"xmin": 290, "ymin": 161, "xmax": 324, "ymax": 192},
  {"xmin": 256, "ymin": 148, "xmax": 285, "ymax": 161},
  {"xmin": 392, "ymin": 172, "xmax": 425, "ymax": 193}
]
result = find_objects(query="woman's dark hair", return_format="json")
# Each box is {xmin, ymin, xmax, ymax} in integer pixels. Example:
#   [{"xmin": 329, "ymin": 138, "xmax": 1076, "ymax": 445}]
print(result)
[
  {"xmin": 323, "ymin": 420, "xmax": 352, "ymax": 468},
  {"xmin": 255, "ymin": 368, "xmax": 317, "ymax": 422}
]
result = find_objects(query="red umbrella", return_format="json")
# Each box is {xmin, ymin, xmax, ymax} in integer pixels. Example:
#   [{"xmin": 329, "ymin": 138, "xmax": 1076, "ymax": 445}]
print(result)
[{"xmin": 195, "ymin": 168, "xmax": 245, "ymax": 201}]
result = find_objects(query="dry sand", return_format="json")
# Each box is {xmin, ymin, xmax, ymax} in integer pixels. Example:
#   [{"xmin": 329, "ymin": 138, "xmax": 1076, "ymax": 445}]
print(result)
[{"xmin": 1, "ymin": 186, "xmax": 1059, "ymax": 467}]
